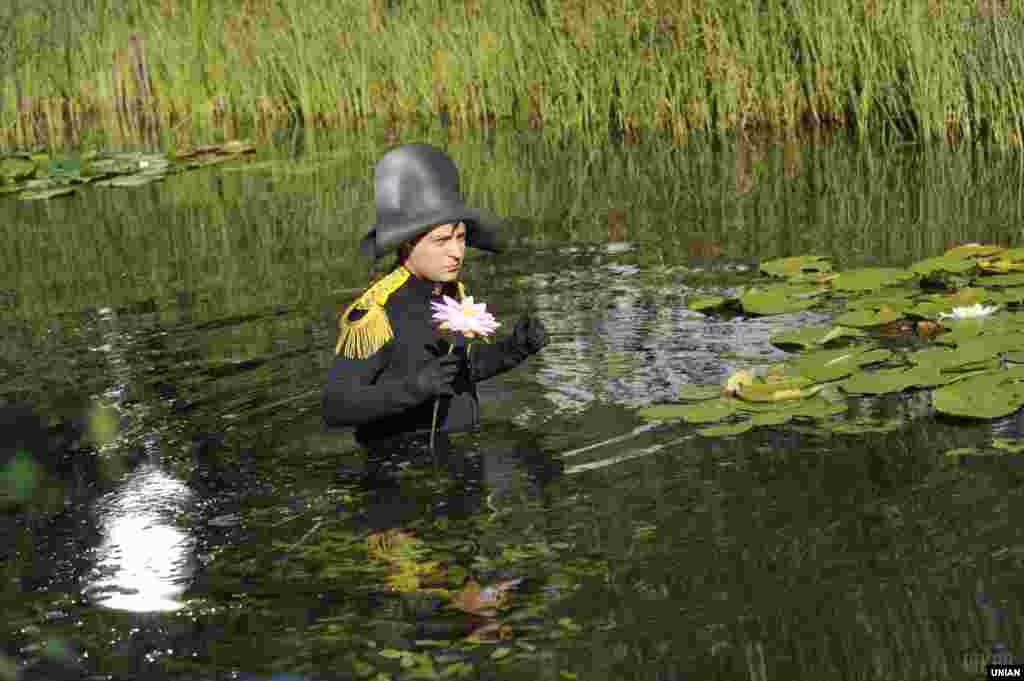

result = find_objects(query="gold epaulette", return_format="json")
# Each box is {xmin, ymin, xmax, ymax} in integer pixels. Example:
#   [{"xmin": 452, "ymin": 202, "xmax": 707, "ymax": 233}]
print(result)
[{"xmin": 335, "ymin": 266, "xmax": 412, "ymax": 358}]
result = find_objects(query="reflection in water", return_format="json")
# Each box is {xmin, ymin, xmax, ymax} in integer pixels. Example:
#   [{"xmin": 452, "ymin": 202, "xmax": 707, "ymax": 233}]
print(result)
[{"xmin": 87, "ymin": 461, "xmax": 194, "ymax": 612}]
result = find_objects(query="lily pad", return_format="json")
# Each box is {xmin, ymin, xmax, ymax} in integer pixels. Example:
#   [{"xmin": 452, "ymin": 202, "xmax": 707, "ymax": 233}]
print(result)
[
  {"xmin": 697, "ymin": 421, "xmax": 753, "ymax": 437},
  {"xmin": 911, "ymin": 254, "xmax": 976, "ymax": 276},
  {"xmin": 833, "ymin": 306, "xmax": 905, "ymax": 328},
  {"xmin": 677, "ymin": 384, "xmax": 722, "ymax": 401},
  {"xmin": 0, "ymin": 157, "xmax": 36, "ymax": 182},
  {"xmin": 992, "ymin": 438, "xmax": 1024, "ymax": 453},
  {"xmin": 991, "ymin": 287, "xmax": 1024, "ymax": 304},
  {"xmin": 944, "ymin": 243, "xmax": 1005, "ymax": 258},
  {"xmin": 972, "ymin": 273, "xmax": 1024, "ymax": 288},
  {"xmin": 94, "ymin": 174, "xmax": 165, "ymax": 188},
  {"xmin": 686, "ymin": 295, "xmax": 728, "ymax": 311},
  {"xmin": 748, "ymin": 412, "xmax": 794, "ymax": 427},
  {"xmin": 831, "ymin": 267, "xmax": 916, "ymax": 292},
  {"xmin": 735, "ymin": 376, "xmax": 819, "ymax": 402},
  {"xmin": 791, "ymin": 347, "xmax": 894, "ymax": 382},
  {"xmin": 760, "ymin": 255, "xmax": 833, "ymax": 279},
  {"xmin": 933, "ymin": 373, "xmax": 1024, "ymax": 419},
  {"xmin": 19, "ymin": 187, "xmax": 76, "ymax": 200},
  {"xmin": 840, "ymin": 365, "xmax": 961, "ymax": 394},
  {"xmin": 739, "ymin": 285, "xmax": 824, "ymax": 315},
  {"xmin": 770, "ymin": 325, "xmax": 867, "ymax": 350},
  {"xmin": 637, "ymin": 399, "xmax": 740, "ymax": 424}
]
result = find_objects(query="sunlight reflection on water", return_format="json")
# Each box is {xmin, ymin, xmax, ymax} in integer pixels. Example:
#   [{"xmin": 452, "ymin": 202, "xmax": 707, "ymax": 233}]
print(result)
[{"xmin": 87, "ymin": 462, "xmax": 194, "ymax": 612}]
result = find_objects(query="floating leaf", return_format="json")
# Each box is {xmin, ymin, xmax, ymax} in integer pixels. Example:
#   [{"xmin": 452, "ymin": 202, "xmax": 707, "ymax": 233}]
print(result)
[
  {"xmin": 760, "ymin": 255, "xmax": 833, "ymax": 278},
  {"xmin": 833, "ymin": 306, "xmax": 904, "ymax": 328},
  {"xmin": 933, "ymin": 373, "xmax": 1024, "ymax": 419},
  {"xmin": 697, "ymin": 421, "xmax": 753, "ymax": 437},
  {"xmin": 972, "ymin": 273, "xmax": 1024, "ymax": 288},
  {"xmin": 791, "ymin": 347, "xmax": 893, "ymax": 382},
  {"xmin": 637, "ymin": 399, "xmax": 740, "ymax": 424},
  {"xmin": 0, "ymin": 157, "xmax": 36, "ymax": 181},
  {"xmin": 750, "ymin": 412, "xmax": 793, "ymax": 427},
  {"xmin": 739, "ymin": 285, "xmax": 823, "ymax": 315},
  {"xmin": 686, "ymin": 295, "xmax": 728, "ymax": 311},
  {"xmin": 993, "ymin": 438, "xmax": 1024, "ymax": 453},
  {"xmin": 736, "ymin": 377, "xmax": 818, "ymax": 402},
  {"xmin": 19, "ymin": 187, "xmax": 75, "ymax": 200},
  {"xmin": 944, "ymin": 243, "xmax": 1005, "ymax": 259},
  {"xmin": 945, "ymin": 447, "xmax": 980, "ymax": 460},
  {"xmin": 678, "ymin": 384, "xmax": 722, "ymax": 400},
  {"xmin": 911, "ymin": 254, "xmax": 976, "ymax": 276},
  {"xmin": 840, "ymin": 365, "xmax": 960, "ymax": 394},
  {"xmin": 770, "ymin": 325, "xmax": 866, "ymax": 350},
  {"xmin": 95, "ymin": 174, "xmax": 165, "ymax": 188},
  {"xmin": 831, "ymin": 267, "xmax": 916, "ymax": 292}
]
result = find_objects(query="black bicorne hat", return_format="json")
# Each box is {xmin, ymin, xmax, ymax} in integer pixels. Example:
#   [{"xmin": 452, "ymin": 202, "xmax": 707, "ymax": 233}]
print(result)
[{"xmin": 360, "ymin": 143, "xmax": 506, "ymax": 260}]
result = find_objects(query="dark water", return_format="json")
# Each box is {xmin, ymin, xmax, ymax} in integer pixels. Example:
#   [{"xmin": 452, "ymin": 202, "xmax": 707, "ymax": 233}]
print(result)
[{"xmin": 3, "ymin": 126, "xmax": 1024, "ymax": 681}]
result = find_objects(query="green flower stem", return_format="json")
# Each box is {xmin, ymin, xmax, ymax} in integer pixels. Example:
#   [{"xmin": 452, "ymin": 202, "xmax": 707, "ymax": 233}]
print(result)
[{"xmin": 429, "ymin": 342, "xmax": 456, "ymax": 455}]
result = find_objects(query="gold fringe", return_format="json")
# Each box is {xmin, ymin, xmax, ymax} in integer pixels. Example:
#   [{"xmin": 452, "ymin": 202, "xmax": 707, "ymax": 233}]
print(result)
[
  {"xmin": 335, "ymin": 266, "xmax": 410, "ymax": 358},
  {"xmin": 335, "ymin": 266, "xmax": 469, "ymax": 358}
]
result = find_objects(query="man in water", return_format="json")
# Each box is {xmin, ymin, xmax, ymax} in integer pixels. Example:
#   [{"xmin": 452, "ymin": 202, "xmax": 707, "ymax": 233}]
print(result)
[{"xmin": 321, "ymin": 143, "xmax": 548, "ymax": 448}]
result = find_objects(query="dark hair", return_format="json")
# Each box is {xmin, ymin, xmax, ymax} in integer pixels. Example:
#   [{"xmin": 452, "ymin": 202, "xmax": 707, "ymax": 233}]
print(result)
[{"xmin": 366, "ymin": 235, "xmax": 420, "ymax": 285}]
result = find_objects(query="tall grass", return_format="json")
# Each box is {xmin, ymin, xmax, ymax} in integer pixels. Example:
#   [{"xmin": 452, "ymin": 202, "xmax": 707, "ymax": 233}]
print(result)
[{"xmin": 2, "ymin": 0, "xmax": 1023, "ymax": 148}]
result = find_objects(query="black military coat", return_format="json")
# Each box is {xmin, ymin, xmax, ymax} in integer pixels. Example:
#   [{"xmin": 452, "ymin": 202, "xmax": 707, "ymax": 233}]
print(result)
[{"xmin": 322, "ymin": 267, "xmax": 531, "ymax": 446}]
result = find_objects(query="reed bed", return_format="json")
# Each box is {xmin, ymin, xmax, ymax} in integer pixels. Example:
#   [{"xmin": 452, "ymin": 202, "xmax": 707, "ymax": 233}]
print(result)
[{"xmin": 1, "ymin": 0, "xmax": 1023, "ymax": 148}]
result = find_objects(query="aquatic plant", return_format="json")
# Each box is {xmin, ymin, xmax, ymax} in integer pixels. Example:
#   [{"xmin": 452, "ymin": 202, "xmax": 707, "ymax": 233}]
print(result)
[
  {"xmin": 0, "ymin": 141, "xmax": 255, "ymax": 201},
  {"xmin": 639, "ymin": 243, "xmax": 1024, "ymax": 430},
  {"xmin": 2, "ymin": 0, "xmax": 1024, "ymax": 147}
]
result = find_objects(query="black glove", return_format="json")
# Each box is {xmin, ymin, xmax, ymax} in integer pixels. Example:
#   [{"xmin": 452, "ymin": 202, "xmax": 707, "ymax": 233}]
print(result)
[
  {"xmin": 407, "ymin": 352, "xmax": 462, "ymax": 400},
  {"xmin": 511, "ymin": 315, "xmax": 548, "ymax": 356}
]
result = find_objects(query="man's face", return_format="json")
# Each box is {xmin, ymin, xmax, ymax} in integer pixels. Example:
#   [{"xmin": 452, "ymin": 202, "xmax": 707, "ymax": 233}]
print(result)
[{"xmin": 404, "ymin": 221, "xmax": 466, "ymax": 283}]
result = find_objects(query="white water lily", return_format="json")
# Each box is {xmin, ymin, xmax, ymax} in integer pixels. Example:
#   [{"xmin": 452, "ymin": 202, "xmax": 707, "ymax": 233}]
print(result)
[{"xmin": 938, "ymin": 304, "xmax": 999, "ymax": 320}]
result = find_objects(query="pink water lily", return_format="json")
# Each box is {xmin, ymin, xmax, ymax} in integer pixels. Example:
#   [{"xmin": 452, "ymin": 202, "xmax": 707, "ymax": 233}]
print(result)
[
  {"xmin": 430, "ymin": 295, "xmax": 500, "ymax": 339},
  {"xmin": 428, "ymin": 295, "xmax": 500, "ymax": 455}
]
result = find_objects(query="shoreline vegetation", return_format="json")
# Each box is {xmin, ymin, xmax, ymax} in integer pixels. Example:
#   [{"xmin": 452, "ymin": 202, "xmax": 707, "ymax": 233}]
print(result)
[{"xmin": 1, "ymin": 0, "xmax": 1023, "ymax": 149}]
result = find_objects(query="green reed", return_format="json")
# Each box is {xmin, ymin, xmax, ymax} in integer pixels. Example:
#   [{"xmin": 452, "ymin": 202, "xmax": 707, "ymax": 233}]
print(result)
[{"xmin": 2, "ymin": 0, "xmax": 1023, "ymax": 148}]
